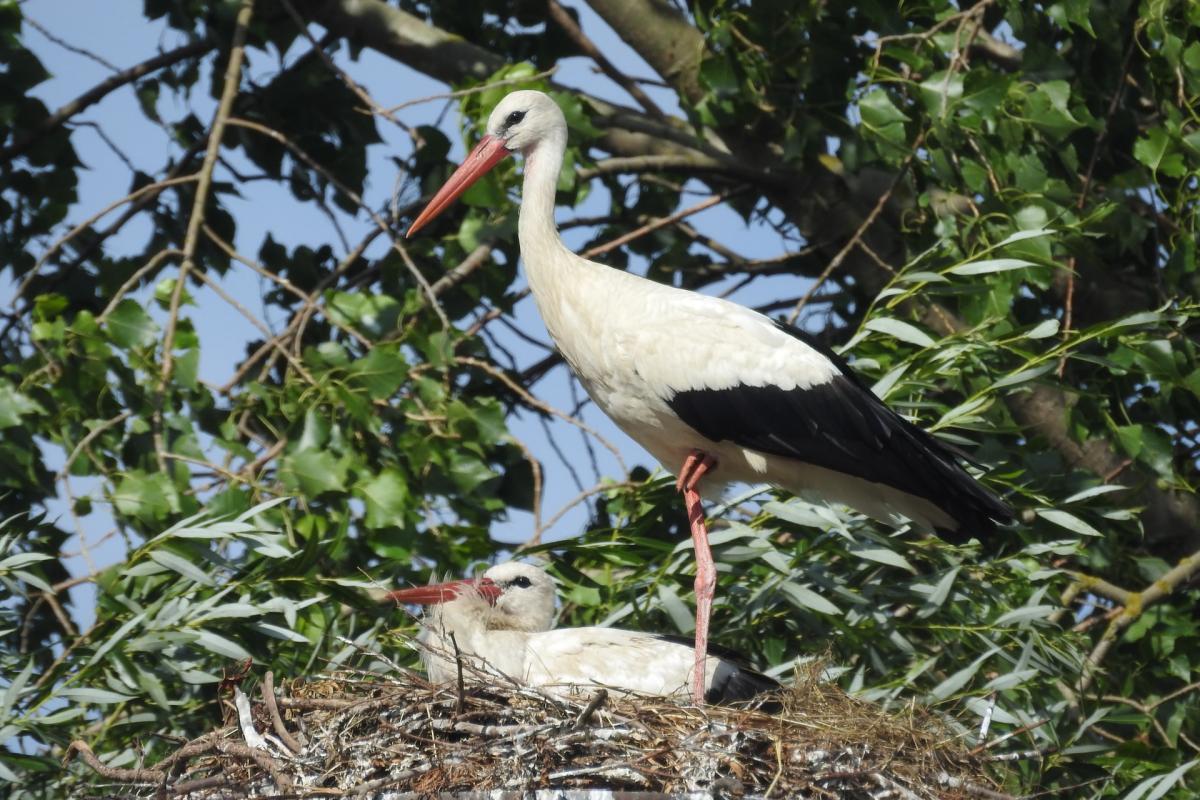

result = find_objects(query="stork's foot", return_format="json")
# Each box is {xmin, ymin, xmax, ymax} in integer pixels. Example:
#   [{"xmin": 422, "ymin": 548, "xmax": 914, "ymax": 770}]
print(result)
[
  {"xmin": 676, "ymin": 449, "xmax": 718, "ymax": 494},
  {"xmin": 677, "ymin": 449, "xmax": 718, "ymax": 705}
]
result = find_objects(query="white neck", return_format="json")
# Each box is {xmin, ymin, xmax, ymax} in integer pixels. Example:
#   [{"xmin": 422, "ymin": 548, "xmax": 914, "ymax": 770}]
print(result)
[{"xmin": 517, "ymin": 131, "xmax": 575, "ymax": 299}]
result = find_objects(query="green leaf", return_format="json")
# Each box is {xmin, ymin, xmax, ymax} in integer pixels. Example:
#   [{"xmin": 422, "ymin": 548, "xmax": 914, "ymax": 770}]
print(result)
[
  {"xmin": 0, "ymin": 381, "xmax": 43, "ymax": 429},
  {"xmin": 1036, "ymin": 509, "xmax": 1104, "ymax": 537},
  {"xmin": 992, "ymin": 363, "xmax": 1056, "ymax": 389},
  {"xmin": 358, "ymin": 468, "xmax": 412, "ymax": 530},
  {"xmin": 919, "ymin": 566, "xmax": 961, "ymax": 616},
  {"xmin": 1024, "ymin": 80, "xmax": 1084, "ymax": 137},
  {"xmin": 279, "ymin": 450, "xmax": 347, "ymax": 496},
  {"xmin": 1132, "ymin": 128, "xmax": 1186, "ymax": 176},
  {"xmin": 994, "ymin": 605, "xmax": 1055, "ymax": 625},
  {"xmin": 779, "ymin": 581, "xmax": 841, "ymax": 615},
  {"xmin": 657, "ymin": 583, "xmax": 695, "ymax": 633},
  {"xmin": 0, "ymin": 659, "xmax": 33, "ymax": 720},
  {"xmin": 350, "ymin": 346, "xmax": 409, "ymax": 401},
  {"xmin": 919, "ymin": 70, "xmax": 964, "ymax": 116},
  {"xmin": 936, "ymin": 396, "xmax": 991, "ymax": 428},
  {"xmin": 192, "ymin": 629, "xmax": 252, "ymax": 661},
  {"xmin": 106, "ymin": 299, "xmax": 160, "ymax": 349},
  {"xmin": 111, "ymin": 471, "xmax": 177, "ymax": 522},
  {"xmin": 850, "ymin": 546, "xmax": 916, "ymax": 573},
  {"xmin": 928, "ymin": 648, "xmax": 995, "ymax": 701},
  {"xmin": 947, "ymin": 258, "xmax": 1037, "ymax": 276},
  {"xmin": 85, "ymin": 611, "xmax": 149, "ymax": 670},
  {"xmin": 1115, "ymin": 424, "xmax": 1175, "ymax": 479},
  {"xmin": 1123, "ymin": 759, "xmax": 1200, "ymax": 800},
  {"xmin": 864, "ymin": 317, "xmax": 935, "ymax": 348},
  {"xmin": 250, "ymin": 622, "xmax": 310, "ymax": 644},
  {"xmin": 1063, "ymin": 485, "xmax": 1127, "ymax": 503},
  {"xmin": 859, "ymin": 89, "xmax": 909, "ymax": 146},
  {"xmin": 0, "ymin": 552, "xmax": 52, "ymax": 571},
  {"xmin": 148, "ymin": 549, "xmax": 216, "ymax": 586},
  {"xmin": 56, "ymin": 688, "xmax": 137, "ymax": 705},
  {"xmin": 1024, "ymin": 319, "xmax": 1061, "ymax": 339}
]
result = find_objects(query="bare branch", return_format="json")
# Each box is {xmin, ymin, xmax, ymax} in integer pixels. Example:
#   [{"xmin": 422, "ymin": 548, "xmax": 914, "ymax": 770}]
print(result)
[
  {"xmin": 0, "ymin": 38, "xmax": 214, "ymax": 163},
  {"xmin": 546, "ymin": 0, "xmax": 664, "ymax": 119}
]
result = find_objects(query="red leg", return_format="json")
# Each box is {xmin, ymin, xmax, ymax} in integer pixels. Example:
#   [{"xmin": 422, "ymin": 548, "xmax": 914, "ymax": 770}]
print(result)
[{"xmin": 678, "ymin": 449, "xmax": 717, "ymax": 705}]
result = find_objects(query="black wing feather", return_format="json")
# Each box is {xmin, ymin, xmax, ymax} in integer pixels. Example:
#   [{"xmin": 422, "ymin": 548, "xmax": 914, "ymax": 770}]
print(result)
[
  {"xmin": 650, "ymin": 634, "xmax": 780, "ymax": 707},
  {"xmin": 665, "ymin": 321, "xmax": 1012, "ymax": 541}
]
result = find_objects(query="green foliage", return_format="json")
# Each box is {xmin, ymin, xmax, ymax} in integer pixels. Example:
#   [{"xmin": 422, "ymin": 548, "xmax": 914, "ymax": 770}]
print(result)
[{"xmin": 1, "ymin": 0, "xmax": 1199, "ymax": 797}]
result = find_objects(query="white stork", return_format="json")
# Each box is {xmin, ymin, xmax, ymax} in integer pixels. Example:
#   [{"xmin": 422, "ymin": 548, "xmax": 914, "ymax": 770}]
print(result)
[
  {"xmin": 406, "ymin": 89, "xmax": 1012, "ymax": 704},
  {"xmin": 389, "ymin": 561, "xmax": 778, "ymax": 705}
]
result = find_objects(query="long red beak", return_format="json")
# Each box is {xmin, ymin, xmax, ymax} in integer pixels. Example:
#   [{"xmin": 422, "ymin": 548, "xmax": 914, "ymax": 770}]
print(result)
[
  {"xmin": 406, "ymin": 135, "xmax": 512, "ymax": 238},
  {"xmin": 388, "ymin": 576, "xmax": 501, "ymax": 606}
]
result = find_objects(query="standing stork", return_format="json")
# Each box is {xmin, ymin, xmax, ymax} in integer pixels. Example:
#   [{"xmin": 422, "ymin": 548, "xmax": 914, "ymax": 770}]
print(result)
[
  {"xmin": 406, "ymin": 89, "xmax": 1012, "ymax": 704},
  {"xmin": 390, "ymin": 561, "xmax": 778, "ymax": 704}
]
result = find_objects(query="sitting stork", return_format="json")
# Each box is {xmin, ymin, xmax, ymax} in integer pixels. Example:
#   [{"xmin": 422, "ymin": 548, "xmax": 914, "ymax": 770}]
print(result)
[
  {"xmin": 390, "ymin": 562, "xmax": 778, "ymax": 705},
  {"xmin": 406, "ymin": 90, "xmax": 1013, "ymax": 703}
]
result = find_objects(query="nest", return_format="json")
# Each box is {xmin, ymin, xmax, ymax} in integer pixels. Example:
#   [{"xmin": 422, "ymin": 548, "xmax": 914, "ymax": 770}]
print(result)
[{"xmin": 68, "ymin": 661, "xmax": 1012, "ymax": 799}]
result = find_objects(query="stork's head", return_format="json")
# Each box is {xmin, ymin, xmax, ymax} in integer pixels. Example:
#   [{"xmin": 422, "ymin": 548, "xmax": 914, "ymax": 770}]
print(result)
[
  {"xmin": 388, "ymin": 560, "xmax": 557, "ymax": 633},
  {"xmin": 405, "ymin": 90, "xmax": 565, "ymax": 237},
  {"xmin": 483, "ymin": 90, "xmax": 566, "ymax": 155},
  {"xmin": 480, "ymin": 561, "xmax": 557, "ymax": 633}
]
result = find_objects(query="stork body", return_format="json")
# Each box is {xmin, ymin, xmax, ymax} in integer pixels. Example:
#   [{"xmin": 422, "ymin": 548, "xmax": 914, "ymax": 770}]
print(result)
[
  {"xmin": 407, "ymin": 90, "xmax": 1012, "ymax": 703},
  {"xmin": 390, "ymin": 562, "xmax": 777, "ymax": 705}
]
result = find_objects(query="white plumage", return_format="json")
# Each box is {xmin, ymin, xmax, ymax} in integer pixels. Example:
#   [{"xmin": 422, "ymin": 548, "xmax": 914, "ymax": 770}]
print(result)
[
  {"xmin": 389, "ymin": 562, "xmax": 776, "ymax": 704},
  {"xmin": 407, "ymin": 90, "xmax": 1012, "ymax": 703}
]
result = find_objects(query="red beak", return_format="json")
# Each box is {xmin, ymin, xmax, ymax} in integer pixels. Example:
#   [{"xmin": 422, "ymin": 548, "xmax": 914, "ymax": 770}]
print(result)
[
  {"xmin": 406, "ymin": 135, "xmax": 512, "ymax": 238},
  {"xmin": 388, "ymin": 576, "xmax": 502, "ymax": 606}
]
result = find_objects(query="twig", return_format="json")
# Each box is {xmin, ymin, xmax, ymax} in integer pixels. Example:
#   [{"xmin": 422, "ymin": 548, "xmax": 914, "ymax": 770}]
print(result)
[
  {"xmin": 506, "ymin": 433, "xmax": 545, "ymax": 543},
  {"xmin": 379, "ymin": 67, "xmax": 560, "ymax": 115},
  {"xmin": 186, "ymin": 257, "xmax": 318, "ymax": 386},
  {"xmin": 1059, "ymin": 32, "xmax": 1138, "ymax": 374},
  {"xmin": 63, "ymin": 740, "xmax": 165, "ymax": 784},
  {"xmin": 528, "ymin": 480, "xmax": 639, "ymax": 546},
  {"xmin": 13, "ymin": 177, "xmax": 197, "ymax": 307},
  {"xmin": 867, "ymin": 1, "xmax": 994, "ymax": 70},
  {"xmin": 936, "ymin": 773, "xmax": 1018, "ymax": 800},
  {"xmin": 262, "ymin": 672, "xmax": 303, "ymax": 754},
  {"xmin": 22, "ymin": 16, "xmax": 120, "ymax": 72},
  {"xmin": 577, "ymin": 154, "xmax": 739, "ymax": 180},
  {"xmin": 97, "ymin": 250, "xmax": 185, "ymax": 323},
  {"xmin": 0, "ymin": 38, "xmax": 213, "ymax": 163},
  {"xmin": 580, "ymin": 190, "xmax": 742, "ymax": 260},
  {"xmin": 1077, "ymin": 547, "xmax": 1200, "ymax": 694},
  {"xmin": 546, "ymin": 0, "xmax": 664, "ymax": 120},
  {"xmin": 449, "ymin": 631, "xmax": 466, "ymax": 715},
  {"xmin": 430, "ymin": 241, "xmax": 496, "ymax": 297},
  {"xmin": 225, "ymin": 116, "xmax": 451, "ymax": 329},
  {"xmin": 454, "ymin": 356, "xmax": 627, "ymax": 473},
  {"xmin": 215, "ymin": 739, "xmax": 292, "ymax": 789},
  {"xmin": 571, "ymin": 689, "xmax": 608, "ymax": 729},
  {"xmin": 55, "ymin": 411, "xmax": 131, "ymax": 482},
  {"xmin": 158, "ymin": 0, "xmax": 255, "ymax": 472},
  {"xmin": 787, "ymin": 130, "xmax": 926, "ymax": 324}
]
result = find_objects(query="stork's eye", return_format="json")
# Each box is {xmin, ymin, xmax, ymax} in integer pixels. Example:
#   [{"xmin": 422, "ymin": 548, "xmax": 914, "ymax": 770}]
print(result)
[
  {"xmin": 505, "ymin": 110, "xmax": 526, "ymax": 127},
  {"xmin": 509, "ymin": 576, "xmax": 532, "ymax": 588}
]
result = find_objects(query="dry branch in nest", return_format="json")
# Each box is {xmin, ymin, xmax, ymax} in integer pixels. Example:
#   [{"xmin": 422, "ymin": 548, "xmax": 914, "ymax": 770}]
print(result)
[{"xmin": 68, "ymin": 662, "xmax": 1012, "ymax": 799}]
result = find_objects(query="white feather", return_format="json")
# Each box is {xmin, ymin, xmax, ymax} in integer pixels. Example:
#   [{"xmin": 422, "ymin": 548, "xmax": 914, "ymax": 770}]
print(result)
[{"xmin": 414, "ymin": 563, "xmax": 760, "ymax": 699}]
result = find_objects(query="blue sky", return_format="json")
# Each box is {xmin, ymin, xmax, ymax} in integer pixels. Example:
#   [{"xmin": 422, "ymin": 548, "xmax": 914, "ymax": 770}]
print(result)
[{"xmin": 6, "ymin": 1, "xmax": 813, "ymax": 624}]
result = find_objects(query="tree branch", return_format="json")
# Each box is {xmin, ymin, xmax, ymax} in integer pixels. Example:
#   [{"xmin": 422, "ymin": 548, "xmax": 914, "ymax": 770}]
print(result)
[
  {"xmin": 546, "ymin": 0, "xmax": 664, "ymax": 119},
  {"xmin": 584, "ymin": 0, "xmax": 706, "ymax": 105},
  {"xmin": 158, "ymin": 0, "xmax": 255, "ymax": 472},
  {"xmin": 0, "ymin": 38, "xmax": 214, "ymax": 164}
]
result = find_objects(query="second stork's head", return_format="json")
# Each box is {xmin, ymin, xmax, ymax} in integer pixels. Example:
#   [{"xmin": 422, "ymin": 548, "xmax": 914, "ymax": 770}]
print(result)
[
  {"xmin": 405, "ymin": 90, "xmax": 565, "ymax": 237},
  {"xmin": 479, "ymin": 561, "xmax": 557, "ymax": 633},
  {"xmin": 388, "ymin": 560, "xmax": 557, "ymax": 633}
]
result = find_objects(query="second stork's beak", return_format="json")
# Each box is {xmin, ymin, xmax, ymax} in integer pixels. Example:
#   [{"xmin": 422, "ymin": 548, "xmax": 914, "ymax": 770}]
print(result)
[
  {"xmin": 388, "ymin": 576, "xmax": 502, "ymax": 606},
  {"xmin": 406, "ymin": 135, "xmax": 511, "ymax": 238}
]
